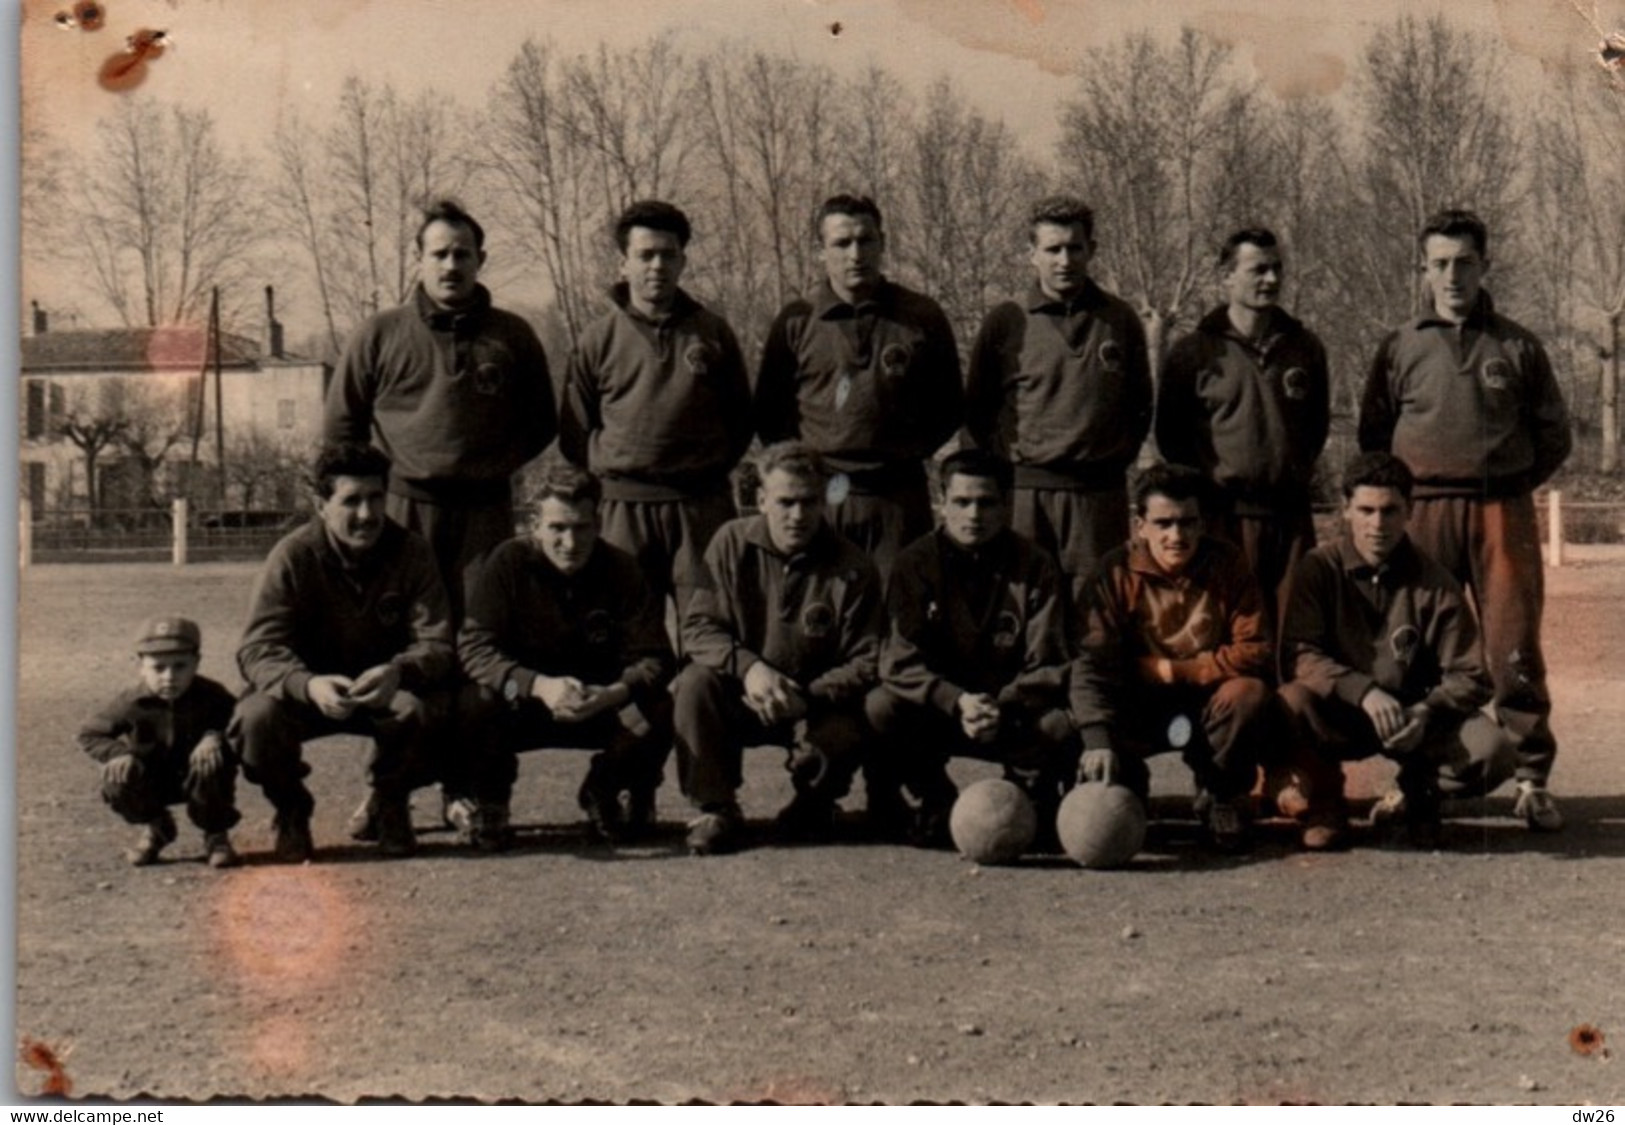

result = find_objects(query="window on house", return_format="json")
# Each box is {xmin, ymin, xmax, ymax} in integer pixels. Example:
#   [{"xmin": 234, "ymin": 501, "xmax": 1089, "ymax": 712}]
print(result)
[{"xmin": 25, "ymin": 382, "xmax": 44, "ymax": 440}]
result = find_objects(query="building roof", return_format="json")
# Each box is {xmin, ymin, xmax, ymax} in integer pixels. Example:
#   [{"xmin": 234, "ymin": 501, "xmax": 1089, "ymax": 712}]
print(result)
[{"xmin": 20, "ymin": 327, "xmax": 265, "ymax": 374}]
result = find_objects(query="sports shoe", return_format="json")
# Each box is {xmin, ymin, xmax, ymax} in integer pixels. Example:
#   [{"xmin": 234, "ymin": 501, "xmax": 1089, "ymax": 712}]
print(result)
[
  {"xmin": 374, "ymin": 795, "xmax": 417, "ymax": 858},
  {"xmin": 125, "ymin": 810, "xmax": 177, "ymax": 867},
  {"xmin": 1299, "ymin": 811, "xmax": 1349, "ymax": 852},
  {"xmin": 578, "ymin": 780, "xmax": 627, "ymax": 844},
  {"xmin": 1201, "ymin": 794, "xmax": 1253, "ymax": 854},
  {"xmin": 1367, "ymin": 787, "xmax": 1407, "ymax": 833},
  {"xmin": 907, "ymin": 799, "xmax": 954, "ymax": 850},
  {"xmin": 1513, "ymin": 782, "xmax": 1564, "ymax": 832},
  {"xmin": 272, "ymin": 812, "xmax": 315, "ymax": 864},
  {"xmin": 443, "ymin": 796, "xmax": 479, "ymax": 845},
  {"xmin": 346, "ymin": 793, "xmax": 380, "ymax": 842},
  {"xmin": 773, "ymin": 792, "xmax": 836, "ymax": 843},
  {"xmin": 203, "ymin": 831, "xmax": 241, "ymax": 869},
  {"xmin": 469, "ymin": 802, "xmax": 514, "ymax": 853},
  {"xmin": 686, "ymin": 803, "xmax": 744, "ymax": 856}
]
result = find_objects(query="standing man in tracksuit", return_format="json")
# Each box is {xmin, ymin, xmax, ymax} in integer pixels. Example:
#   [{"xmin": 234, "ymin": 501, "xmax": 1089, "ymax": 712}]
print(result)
[
  {"xmin": 1359, "ymin": 209, "xmax": 1571, "ymax": 831},
  {"xmin": 966, "ymin": 195, "xmax": 1153, "ymax": 604},
  {"xmin": 560, "ymin": 199, "xmax": 753, "ymax": 624}
]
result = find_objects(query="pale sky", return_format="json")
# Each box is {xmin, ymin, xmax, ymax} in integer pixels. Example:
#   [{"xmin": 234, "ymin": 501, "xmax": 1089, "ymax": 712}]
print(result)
[{"xmin": 17, "ymin": 0, "xmax": 1623, "ymax": 338}]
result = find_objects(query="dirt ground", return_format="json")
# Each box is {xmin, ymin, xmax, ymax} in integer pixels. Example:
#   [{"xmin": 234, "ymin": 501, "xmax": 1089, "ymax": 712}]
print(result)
[{"xmin": 12, "ymin": 558, "xmax": 1625, "ymax": 1104}]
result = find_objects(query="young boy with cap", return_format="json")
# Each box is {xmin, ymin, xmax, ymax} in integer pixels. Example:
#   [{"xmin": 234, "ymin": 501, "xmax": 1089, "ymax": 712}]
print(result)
[{"xmin": 77, "ymin": 616, "xmax": 242, "ymax": 868}]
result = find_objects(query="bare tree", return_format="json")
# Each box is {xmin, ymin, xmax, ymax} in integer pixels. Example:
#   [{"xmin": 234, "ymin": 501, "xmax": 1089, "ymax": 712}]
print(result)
[
  {"xmin": 1057, "ymin": 28, "xmax": 1272, "ymax": 370},
  {"xmin": 56, "ymin": 387, "xmax": 127, "ymax": 513},
  {"xmin": 54, "ymin": 99, "xmax": 260, "ymax": 328}
]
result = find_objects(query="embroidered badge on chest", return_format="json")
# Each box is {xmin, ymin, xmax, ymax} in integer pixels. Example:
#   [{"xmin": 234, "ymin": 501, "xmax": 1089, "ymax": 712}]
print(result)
[
  {"xmin": 992, "ymin": 609, "xmax": 1021, "ymax": 651},
  {"xmin": 684, "ymin": 342, "xmax": 713, "ymax": 376},
  {"xmin": 1480, "ymin": 358, "xmax": 1513, "ymax": 392},
  {"xmin": 881, "ymin": 342, "xmax": 911, "ymax": 378},
  {"xmin": 376, "ymin": 592, "xmax": 406, "ymax": 627},
  {"xmin": 1098, "ymin": 339, "xmax": 1122, "ymax": 371},
  {"xmin": 1389, "ymin": 624, "xmax": 1420, "ymax": 666},
  {"xmin": 826, "ymin": 473, "xmax": 852, "ymax": 506},
  {"xmin": 472, "ymin": 361, "xmax": 504, "ymax": 396},
  {"xmin": 1281, "ymin": 367, "xmax": 1310, "ymax": 401},
  {"xmin": 584, "ymin": 609, "xmax": 613, "ymax": 646},
  {"xmin": 802, "ymin": 601, "xmax": 836, "ymax": 639}
]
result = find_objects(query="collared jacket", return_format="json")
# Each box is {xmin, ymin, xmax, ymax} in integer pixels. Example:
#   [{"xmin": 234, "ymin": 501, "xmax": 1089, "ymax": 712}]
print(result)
[
  {"xmin": 459, "ymin": 536, "xmax": 674, "ymax": 707},
  {"xmin": 78, "ymin": 676, "xmax": 237, "ymax": 766},
  {"xmin": 324, "ymin": 283, "xmax": 556, "ymax": 493},
  {"xmin": 238, "ymin": 518, "xmax": 455, "ymax": 703},
  {"xmin": 559, "ymin": 284, "xmax": 752, "ymax": 501},
  {"xmin": 880, "ymin": 527, "xmax": 1070, "ymax": 716},
  {"xmin": 1282, "ymin": 537, "xmax": 1491, "ymax": 715},
  {"xmin": 682, "ymin": 516, "xmax": 884, "ymax": 703},
  {"xmin": 755, "ymin": 279, "xmax": 963, "ymax": 475},
  {"xmin": 965, "ymin": 280, "xmax": 1152, "ymax": 490},
  {"xmin": 1156, "ymin": 305, "xmax": 1330, "ymax": 513},
  {"xmin": 1358, "ymin": 291, "xmax": 1571, "ymax": 498},
  {"xmin": 1071, "ymin": 536, "xmax": 1271, "ymax": 747}
]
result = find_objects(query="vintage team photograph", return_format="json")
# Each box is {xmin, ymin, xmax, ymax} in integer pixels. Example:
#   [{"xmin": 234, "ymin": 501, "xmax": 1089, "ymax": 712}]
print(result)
[{"xmin": 13, "ymin": 0, "xmax": 1625, "ymax": 1105}]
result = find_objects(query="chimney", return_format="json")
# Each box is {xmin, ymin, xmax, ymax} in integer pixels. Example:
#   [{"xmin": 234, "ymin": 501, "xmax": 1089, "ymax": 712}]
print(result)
[
  {"xmin": 264, "ymin": 285, "xmax": 284, "ymax": 359},
  {"xmin": 31, "ymin": 300, "xmax": 46, "ymax": 336}
]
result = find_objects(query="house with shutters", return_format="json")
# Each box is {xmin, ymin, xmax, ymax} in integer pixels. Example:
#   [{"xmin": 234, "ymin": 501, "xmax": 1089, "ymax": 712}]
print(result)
[{"xmin": 19, "ymin": 296, "xmax": 331, "ymax": 514}]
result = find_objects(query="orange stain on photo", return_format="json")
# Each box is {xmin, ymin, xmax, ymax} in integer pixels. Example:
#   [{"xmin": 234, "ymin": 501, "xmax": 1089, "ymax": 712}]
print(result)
[
  {"xmin": 18, "ymin": 1037, "xmax": 73, "ymax": 1097},
  {"xmin": 97, "ymin": 28, "xmax": 166, "ymax": 93}
]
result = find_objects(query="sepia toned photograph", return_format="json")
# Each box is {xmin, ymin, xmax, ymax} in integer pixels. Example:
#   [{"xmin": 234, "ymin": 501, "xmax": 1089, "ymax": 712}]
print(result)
[{"xmin": 13, "ymin": 0, "xmax": 1625, "ymax": 1104}]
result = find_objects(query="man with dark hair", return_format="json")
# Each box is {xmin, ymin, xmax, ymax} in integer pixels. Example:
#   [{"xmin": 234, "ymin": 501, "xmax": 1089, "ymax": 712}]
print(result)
[
  {"xmin": 325, "ymin": 198, "xmax": 556, "ymax": 623},
  {"xmin": 755, "ymin": 194, "xmax": 963, "ymax": 580},
  {"xmin": 1070, "ymin": 462, "xmax": 1273, "ymax": 853},
  {"xmin": 1359, "ymin": 208, "xmax": 1571, "ymax": 831},
  {"xmin": 966, "ymin": 195, "xmax": 1153, "ymax": 603},
  {"xmin": 672, "ymin": 441, "xmax": 885, "ymax": 855},
  {"xmin": 865, "ymin": 448, "xmax": 1077, "ymax": 847},
  {"xmin": 561, "ymin": 199, "xmax": 751, "ymax": 621},
  {"xmin": 1280, "ymin": 452, "xmax": 1517, "ymax": 850},
  {"xmin": 1155, "ymin": 226, "xmax": 1330, "ymax": 637},
  {"xmin": 234, "ymin": 444, "xmax": 456, "ymax": 862},
  {"xmin": 456, "ymin": 463, "xmax": 676, "ymax": 851}
]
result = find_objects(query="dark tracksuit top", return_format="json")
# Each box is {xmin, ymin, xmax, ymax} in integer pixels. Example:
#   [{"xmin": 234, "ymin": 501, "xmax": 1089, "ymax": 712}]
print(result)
[
  {"xmin": 965, "ymin": 281, "xmax": 1152, "ymax": 490},
  {"xmin": 237, "ymin": 519, "xmax": 456, "ymax": 702},
  {"xmin": 1156, "ymin": 305, "xmax": 1330, "ymax": 515},
  {"xmin": 325, "ymin": 284, "xmax": 556, "ymax": 500},
  {"xmin": 755, "ymin": 279, "xmax": 963, "ymax": 479},
  {"xmin": 559, "ymin": 285, "xmax": 752, "ymax": 502},
  {"xmin": 880, "ymin": 527, "xmax": 1070, "ymax": 716},
  {"xmin": 1358, "ymin": 292, "xmax": 1571, "ymax": 499},
  {"xmin": 1282, "ymin": 537, "xmax": 1491, "ymax": 716},
  {"xmin": 458, "ymin": 537, "xmax": 674, "ymax": 706},
  {"xmin": 1071, "ymin": 537, "xmax": 1271, "ymax": 750},
  {"xmin": 682, "ymin": 516, "xmax": 884, "ymax": 704},
  {"xmin": 78, "ymin": 677, "xmax": 237, "ymax": 767}
]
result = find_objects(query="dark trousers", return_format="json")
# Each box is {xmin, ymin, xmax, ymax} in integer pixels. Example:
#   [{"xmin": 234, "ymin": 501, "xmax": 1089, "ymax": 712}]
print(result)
[
  {"xmin": 1278, "ymin": 682, "xmax": 1519, "ymax": 814},
  {"xmin": 100, "ymin": 753, "xmax": 239, "ymax": 833},
  {"xmin": 1212, "ymin": 502, "xmax": 1316, "ymax": 669},
  {"xmin": 1107, "ymin": 678, "xmax": 1272, "ymax": 802},
  {"xmin": 385, "ymin": 490, "xmax": 514, "ymax": 626},
  {"xmin": 1406, "ymin": 493, "xmax": 1554, "ymax": 784},
  {"xmin": 458, "ymin": 682, "xmax": 673, "ymax": 806},
  {"xmin": 1011, "ymin": 487, "xmax": 1129, "ymax": 608},
  {"xmin": 671, "ymin": 663, "xmax": 868, "ymax": 810},
  {"xmin": 827, "ymin": 477, "xmax": 933, "ymax": 585},
  {"xmin": 864, "ymin": 686, "xmax": 1080, "ymax": 815},
  {"xmin": 231, "ymin": 689, "xmax": 446, "ymax": 818},
  {"xmin": 599, "ymin": 491, "xmax": 735, "ymax": 626}
]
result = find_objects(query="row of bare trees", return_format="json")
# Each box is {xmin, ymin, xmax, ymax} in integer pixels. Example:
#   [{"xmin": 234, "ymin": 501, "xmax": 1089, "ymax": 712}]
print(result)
[{"xmin": 24, "ymin": 14, "xmax": 1625, "ymax": 478}]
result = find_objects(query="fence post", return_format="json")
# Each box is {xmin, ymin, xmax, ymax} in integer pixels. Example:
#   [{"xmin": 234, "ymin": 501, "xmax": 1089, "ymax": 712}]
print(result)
[
  {"xmin": 18, "ymin": 497, "xmax": 30, "ymax": 571},
  {"xmin": 1547, "ymin": 490, "xmax": 1563, "ymax": 569},
  {"xmin": 172, "ymin": 497, "xmax": 188, "ymax": 566}
]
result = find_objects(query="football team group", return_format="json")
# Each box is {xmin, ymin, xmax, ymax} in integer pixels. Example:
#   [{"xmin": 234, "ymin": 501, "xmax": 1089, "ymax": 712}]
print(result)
[{"xmin": 77, "ymin": 191, "xmax": 1571, "ymax": 869}]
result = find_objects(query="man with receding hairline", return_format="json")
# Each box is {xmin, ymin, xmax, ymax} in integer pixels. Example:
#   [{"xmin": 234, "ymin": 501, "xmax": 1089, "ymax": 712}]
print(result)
[
  {"xmin": 966, "ymin": 195, "xmax": 1152, "ymax": 603},
  {"xmin": 325, "ymin": 198, "xmax": 556, "ymax": 623}
]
